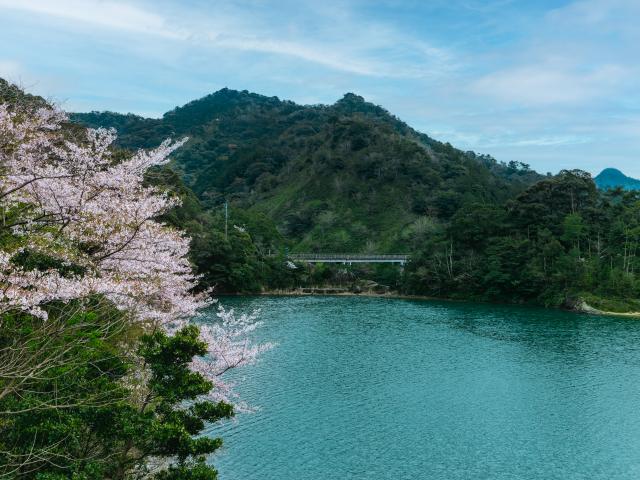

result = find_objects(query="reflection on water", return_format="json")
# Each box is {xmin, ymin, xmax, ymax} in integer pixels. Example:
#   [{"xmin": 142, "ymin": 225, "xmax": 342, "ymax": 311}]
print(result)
[{"xmin": 204, "ymin": 296, "xmax": 640, "ymax": 480}]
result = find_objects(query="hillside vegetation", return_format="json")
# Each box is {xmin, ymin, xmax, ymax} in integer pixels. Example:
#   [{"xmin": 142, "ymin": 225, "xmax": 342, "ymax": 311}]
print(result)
[
  {"xmin": 74, "ymin": 89, "xmax": 543, "ymax": 253},
  {"xmin": 72, "ymin": 87, "xmax": 640, "ymax": 311}
]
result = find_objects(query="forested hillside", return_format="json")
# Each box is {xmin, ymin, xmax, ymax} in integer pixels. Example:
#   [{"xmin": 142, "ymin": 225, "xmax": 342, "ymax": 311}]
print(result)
[
  {"xmin": 74, "ymin": 89, "xmax": 543, "ymax": 252},
  {"xmin": 404, "ymin": 170, "xmax": 640, "ymax": 312},
  {"xmin": 71, "ymin": 86, "xmax": 640, "ymax": 311}
]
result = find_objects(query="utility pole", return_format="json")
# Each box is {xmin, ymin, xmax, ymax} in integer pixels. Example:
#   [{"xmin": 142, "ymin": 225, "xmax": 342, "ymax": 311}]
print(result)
[{"xmin": 224, "ymin": 201, "xmax": 228, "ymax": 240}]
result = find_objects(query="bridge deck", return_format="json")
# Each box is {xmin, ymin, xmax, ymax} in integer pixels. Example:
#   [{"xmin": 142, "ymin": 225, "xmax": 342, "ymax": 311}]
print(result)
[{"xmin": 286, "ymin": 253, "xmax": 409, "ymax": 264}]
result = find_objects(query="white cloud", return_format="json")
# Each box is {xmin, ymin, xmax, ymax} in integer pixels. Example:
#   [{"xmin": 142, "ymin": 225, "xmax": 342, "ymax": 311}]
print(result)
[
  {"xmin": 0, "ymin": 0, "xmax": 452, "ymax": 78},
  {"xmin": 501, "ymin": 135, "xmax": 592, "ymax": 147},
  {"xmin": 472, "ymin": 64, "xmax": 628, "ymax": 106},
  {"xmin": 0, "ymin": 0, "xmax": 185, "ymax": 39},
  {"xmin": 429, "ymin": 127, "xmax": 592, "ymax": 149},
  {"xmin": 547, "ymin": 0, "xmax": 640, "ymax": 28},
  {"xmin": 208, "ymin": 35, "xmax": 383, "ymax": 77}
]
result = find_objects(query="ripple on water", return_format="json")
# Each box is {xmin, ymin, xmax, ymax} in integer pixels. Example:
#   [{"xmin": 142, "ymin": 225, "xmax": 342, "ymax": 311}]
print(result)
[{"xmin": 203, "ymin": 296, "xmax": 640, "ymax": 480}]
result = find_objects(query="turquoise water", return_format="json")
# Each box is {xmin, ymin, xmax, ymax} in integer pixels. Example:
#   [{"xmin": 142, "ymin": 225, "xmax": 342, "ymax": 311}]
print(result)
[{"xmin": 204, "ymin": 296, "xmax": 640, "ymax": 479}]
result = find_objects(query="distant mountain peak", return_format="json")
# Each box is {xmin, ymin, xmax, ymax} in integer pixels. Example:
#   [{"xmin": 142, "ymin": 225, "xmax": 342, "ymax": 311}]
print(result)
[
  {"xmin": 338, "ymin": 92, "xmax": 366, "ymax": 104},
  {"xmin": 332, "ymin": 92, "xmax": 393, "ymax": 119},
  {"xmin": 594, "ymin": 168, "xmax": 640, "ymax": 190},
  {"xmin": 599, "ymin": 167, "xmax": 624, "ymax": 175}
]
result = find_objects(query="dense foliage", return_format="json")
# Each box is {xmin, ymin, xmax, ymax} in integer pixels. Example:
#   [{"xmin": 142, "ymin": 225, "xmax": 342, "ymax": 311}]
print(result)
[
  {"xmin": 0, "ymin": 81, "xmax": 270, "ymax": 479},
  {"xmin": 404, "ymin": 170, "xmax": 640, "ymax": 311},
  {"xmin": 144, "ymin": 166, "xmax": 300, "ymax": 293},
  {"xmin": 73, "ymin": 89, "xmax": 543, "ymax": 253},
  {"xmin": 0, "ymin": 306, "xmax": 233, "ymax": 479}
]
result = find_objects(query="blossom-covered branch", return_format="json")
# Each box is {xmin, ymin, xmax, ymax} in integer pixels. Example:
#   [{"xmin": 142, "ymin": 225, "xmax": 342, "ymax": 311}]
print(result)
[
  {"xmin": 0, "ymin": 101, "xmax": 271, "ymax": 402},
  {"xmin": 0, "ymin": 103, "xmax": 201, "ymax": 323}
]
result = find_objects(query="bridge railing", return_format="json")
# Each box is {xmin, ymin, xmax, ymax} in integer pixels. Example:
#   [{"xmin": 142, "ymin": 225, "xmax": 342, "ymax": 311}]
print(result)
[{"xmin": 285, "ymin": 253, "xmax": 409, "ymax": 262}]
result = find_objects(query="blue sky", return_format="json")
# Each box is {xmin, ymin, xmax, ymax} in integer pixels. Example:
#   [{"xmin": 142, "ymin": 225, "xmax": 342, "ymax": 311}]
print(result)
[{"xmin": 0, "ymin": 0, "xmax": 638, "ymax": 176}]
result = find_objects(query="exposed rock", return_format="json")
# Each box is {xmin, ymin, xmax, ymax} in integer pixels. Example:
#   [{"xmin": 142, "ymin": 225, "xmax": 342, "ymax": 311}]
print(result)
[{"xmin": 563, "ymin": 296, "xmax": 604, "ymax": 315}]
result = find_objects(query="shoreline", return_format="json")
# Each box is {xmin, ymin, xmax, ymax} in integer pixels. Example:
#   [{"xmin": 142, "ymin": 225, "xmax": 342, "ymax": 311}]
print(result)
[{"xmin": 225, "ymin": 289, "xmax": 640, "ymax": 319}]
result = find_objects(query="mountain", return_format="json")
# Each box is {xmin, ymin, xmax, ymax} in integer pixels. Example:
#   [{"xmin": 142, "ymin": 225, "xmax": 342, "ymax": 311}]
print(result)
[
  {"xmin": 73, "ymin": 89, "xmax": 545, "ymax": 253},
  {"xmin": 594, "ymin": 168, "xmax": 640, "ymax": 191}
]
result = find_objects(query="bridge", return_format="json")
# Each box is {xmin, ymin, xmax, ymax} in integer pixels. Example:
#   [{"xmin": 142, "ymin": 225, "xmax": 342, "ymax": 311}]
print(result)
[{"xmin": 285, "ymin": 253, "xmax": 409, "ymax": 265}]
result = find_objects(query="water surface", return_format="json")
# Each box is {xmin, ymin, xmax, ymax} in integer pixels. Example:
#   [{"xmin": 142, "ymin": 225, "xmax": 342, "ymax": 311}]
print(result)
[{"xmin": 204, "ymin": 296, "xmax": 640, "ymax": 479}]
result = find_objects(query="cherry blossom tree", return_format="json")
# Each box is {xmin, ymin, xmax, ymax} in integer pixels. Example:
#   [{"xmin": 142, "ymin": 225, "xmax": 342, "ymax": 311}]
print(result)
[
  {"xmin": 0, "ymin": 100, "xmax": 270, "ymax": 408},
  {"xmin": 0, "ymin": 103, "xmax": 199, "ymax": 324},
  {"xmin": 0, "ymin": 96, "xmax": 273, "ymax": 477}
]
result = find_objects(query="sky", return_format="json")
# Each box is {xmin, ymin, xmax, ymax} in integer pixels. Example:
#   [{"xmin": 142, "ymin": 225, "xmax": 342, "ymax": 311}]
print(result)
[{"xmin": 0, "ymin": 0, "xmax": 638, "ymax": 176}]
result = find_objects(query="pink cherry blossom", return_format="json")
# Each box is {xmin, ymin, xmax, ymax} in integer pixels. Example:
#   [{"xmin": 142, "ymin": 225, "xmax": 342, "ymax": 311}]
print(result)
[{"xmin": 1, "ymin": 100, "xmax": 271, "ymax": 405}]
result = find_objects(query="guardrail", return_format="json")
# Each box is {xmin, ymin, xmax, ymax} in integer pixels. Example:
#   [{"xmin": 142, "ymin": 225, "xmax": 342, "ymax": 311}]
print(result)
[{"xmin": 283, "ymin": 253, "xmax": 409, "ymax": 264}]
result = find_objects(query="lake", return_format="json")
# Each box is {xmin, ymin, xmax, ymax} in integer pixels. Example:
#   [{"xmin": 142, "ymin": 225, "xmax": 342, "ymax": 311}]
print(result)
[{"xmin": 204, "ymin": 296, "xmax": 640, "ymax": 479}]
